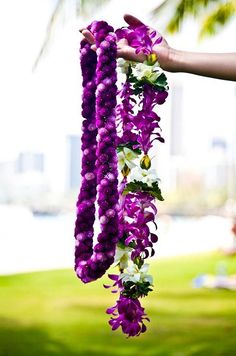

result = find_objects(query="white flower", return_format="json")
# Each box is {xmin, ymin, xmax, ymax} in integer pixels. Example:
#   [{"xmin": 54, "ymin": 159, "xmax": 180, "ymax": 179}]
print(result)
[
  {"xmin": 120, "ymin": 262, "xmax": 153, "ymax": 285},
  {"xmin": 132, "ymin": 61, "xmax": 161, "ymax": 83},
  {"xmin": 117, "ymin": 58, "xmax": 130, "ymax": 74},
  {"xmin": 117, "ymin": 147, "xmax": 139, "ymax": 170},
  {"xmin": 114, "ymin": 245, "xmax": 132, "ymax": 269},
  {"xmin": 130, "ymin": 166, "xmax": 160, "ymax": 187}
]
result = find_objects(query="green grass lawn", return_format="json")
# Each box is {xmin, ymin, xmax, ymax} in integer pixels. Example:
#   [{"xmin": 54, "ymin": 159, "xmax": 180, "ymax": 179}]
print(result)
[{"xmin": 0, "ymin": 253, "xmax": 236, "ymax": 356}]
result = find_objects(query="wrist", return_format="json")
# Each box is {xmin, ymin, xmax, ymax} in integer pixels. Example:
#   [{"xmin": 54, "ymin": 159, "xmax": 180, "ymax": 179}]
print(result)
[
  {"xmin": 152, "ymin": 46, "xmax": 183, "ymax": 73},
  {"xmin": 163, "ymin": 47, "xmax": 185, "ymax": 73},
  {"xmin": 170, "ymin": 48, "xmax": 191, "ymax": 73},
  {"xmin": 168, "ymin": 48, "xmax": 183, "ymax": 72}
]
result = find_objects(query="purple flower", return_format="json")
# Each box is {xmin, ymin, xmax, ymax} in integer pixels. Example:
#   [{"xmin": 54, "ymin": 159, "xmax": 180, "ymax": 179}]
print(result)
[
  {"xmin": 133, "ymin": 84, "xmax": 167, "ymax": 153},
  {"xmin": 103, "ymin": 273, "xmax": 123, "ymax": 293},
  {"xmin": 116, "ymin": 25, "xmax": 162, "ymax": 55},
  {"xmin": 107, "ymin": 295, "xmax": 149, "ymax": 337},
  {"xmin": 123, "ymin": 192, "xmax": 158, "ymax": 259},
  {"xmin": 116, "ymin": 81, "xmax": 138, "ymax": 145}
]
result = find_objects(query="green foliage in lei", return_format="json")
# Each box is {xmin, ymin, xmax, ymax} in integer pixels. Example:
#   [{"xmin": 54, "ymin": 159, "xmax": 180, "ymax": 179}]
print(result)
[
  {"xmin": 128, "ymin": 72, "xmax": 168, "ymax": 95},
  {"xmin": 123, "ymin": 180, "xmax": 164, "ymax": 201},
  {"xmin": 121, "ymin": 280, "xmax": 153, "ymax": 299},
  {"xmin": 117, "ymin": 142, "xmax": 142, "ymax": 155}
]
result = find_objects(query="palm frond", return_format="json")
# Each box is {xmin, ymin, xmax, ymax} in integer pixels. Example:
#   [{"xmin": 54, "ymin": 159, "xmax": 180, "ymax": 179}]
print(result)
[
  {"xmin": 33, "ymin": 0, "xmax": 66, "ymax": 71},
  {"xmin": 151, "ymin": 0, "xmax": 173, "ymax": 16},
  {"xmin": 33, "ymin": 0, "xmax": 110, "ymax": 71},
  {"xmin": 199, "ymin": 0, "xmax": 236, "ymax": 38},
  {"xmin": 151, "ymin": 0, "xmax": 221, "ymax": 33},
  {"xmin": 166, "ymin": 0, "xmax": 216, "ymax": 33},
  {"xmin": 78, "ymin": 0, "xmax": 110, "ymax": 17}
]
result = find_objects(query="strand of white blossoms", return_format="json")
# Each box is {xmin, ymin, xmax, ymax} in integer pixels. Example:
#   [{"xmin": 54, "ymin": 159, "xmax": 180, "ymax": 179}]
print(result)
[
  {"xmin": 113, "ymin": 56, "xmax": 168, "ymax": 288},
  {"xmin": 105, "ymin": 27, "xmax": 169, "ymax": 335}
]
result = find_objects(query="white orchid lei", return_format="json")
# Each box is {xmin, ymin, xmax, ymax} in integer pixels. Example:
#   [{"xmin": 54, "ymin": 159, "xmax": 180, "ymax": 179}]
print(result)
[{"xmin": 106, "ymin": 53, "xmax": 168, "ymax": 328}]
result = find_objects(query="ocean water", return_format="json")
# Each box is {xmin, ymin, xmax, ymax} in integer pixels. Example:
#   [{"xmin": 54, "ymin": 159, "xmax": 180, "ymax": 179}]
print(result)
[{"xmin": 0, "ymin": 205, "xmax": 233, "ymax": 275}]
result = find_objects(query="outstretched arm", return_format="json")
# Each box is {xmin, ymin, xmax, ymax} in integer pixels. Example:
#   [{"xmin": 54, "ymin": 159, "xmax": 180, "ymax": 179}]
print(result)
[{"xmin": 163, "ymin": 49, "xmax": 236, "ymax": 81}]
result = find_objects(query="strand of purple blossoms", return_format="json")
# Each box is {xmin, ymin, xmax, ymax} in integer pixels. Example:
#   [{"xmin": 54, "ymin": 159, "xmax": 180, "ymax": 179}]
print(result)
[
  {"xmin": 75, "ymin": 20, "xmax": 169, "ymax": 337},
  {"xmin": 74, "ymin": 21, "xmax": 119, "ymax": 283}
]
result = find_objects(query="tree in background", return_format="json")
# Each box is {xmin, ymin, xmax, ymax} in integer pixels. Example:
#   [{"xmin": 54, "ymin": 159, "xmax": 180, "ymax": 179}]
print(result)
[
  {"xmin": 34, "ymin": 0, "xmax": 109, "ymax": 69},
  {"xmin": 152, "ymin": 0, "xmax": 236, "ymax": 38}
]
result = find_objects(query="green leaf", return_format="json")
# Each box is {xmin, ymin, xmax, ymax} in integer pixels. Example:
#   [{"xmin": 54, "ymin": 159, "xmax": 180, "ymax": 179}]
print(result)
[
  {"xmin": 155, "ymin": 73, "xmax": 168, "ymax": 87},
  {"xmin": 128, "ymin": 76, "xmax": 138, "ymax": 83},
  {"xmin": 128, "ymin": 241, "xmax": 136, "ymax": 249},
  {"xmin": 151, "ymin": 181, "xmax": 165, "ymax": 201},
  {"xmin": 117, "ymin": 142, "xmax": 142, "ymax": 154},
  {"xmin": 128, "ymin": 72, "xmax": 168, "ymax": 93},
  {"xmin": 123, "ymin": 180, "xmax": 164, "ymax": 201},
  {"xmin": 127, "ymin": 63, "xmax": 133, "ymax": 78},
  {"xmin": 117, "ymin": 241, "xmax": 126, "ymax": 249},
  {"xmin": 134, "ymin": 256, "xmax": 144, "ymax": 269},
  {"xmin": 123, "ymin": 181, "xmax": 139, "ymax": 195},
  {"xmin": 121, "ymin": 280, "xmax": 153, "ymax": 299}
]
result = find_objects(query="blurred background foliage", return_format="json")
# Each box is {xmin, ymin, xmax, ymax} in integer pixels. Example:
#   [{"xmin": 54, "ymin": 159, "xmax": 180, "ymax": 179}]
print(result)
[
  {"xmin": 35, "ymin": 0, "xmax": 236, "ymax": 68},
  {"xmin": 152, "ymin": 0, "xmax": 236, "ymax": 38}
]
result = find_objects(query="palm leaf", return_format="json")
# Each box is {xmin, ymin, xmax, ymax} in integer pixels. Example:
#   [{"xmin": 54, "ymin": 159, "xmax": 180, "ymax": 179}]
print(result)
[
  {"xmin": 33, "ymin": 0, "xmax": 66, "ymax": 70},
  {"xmin": 166, "ymin": 0, "xmax": 216, "ymax": 33},
  {"xmin": 151, "ymin": 0, "xmax": 173, "ymax": 16},
  {"xmin": 33, "ymin": 0, "xmax": 110, "ymax": 70},
  {"xmin": 151, "ymin": 0, "xmax": 223, "ymax": 34},
  {"xmin": 199, "ymin": 0, "xmax": 236, "ymax": 38},
  {"xmin": 78, "ymin": 0, "xmax": 110, "ymax": 17}
]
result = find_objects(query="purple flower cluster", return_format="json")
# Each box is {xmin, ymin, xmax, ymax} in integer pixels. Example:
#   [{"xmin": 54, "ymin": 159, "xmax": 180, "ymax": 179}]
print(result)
[
  {"xmin": 116, "ymin": 82, "xmax": 138, "ymax": 145},
  {"xmin": 116, "ymin": 42, "xmax": 168, "ymax": 153},
  {"xmin": 116, "ymin": 82, "xmax": 167, "ymax": 153},
  {"xmin": 123, "ymin": 192, "xmax": 158, "ymax": 260},
  {"xmin": 116, "ymin": 24, "xmax": 162, "ymax": 55},
  {"xmin": 107, "ymin": 295, "xmax": 149, "ymax": 337},
  {"xmin": 134, "ymin": 84, "xmax": 167, "ymax": 154},
  {"xmin": 74, "ymin": 21, "xmax": 119, "ymax": 283}
]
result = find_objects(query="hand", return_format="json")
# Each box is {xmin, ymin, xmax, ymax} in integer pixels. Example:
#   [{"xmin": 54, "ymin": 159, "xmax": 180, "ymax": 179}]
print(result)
[
  {"xmin": 80, "ymin": 15, "xmax": 144, "ymax": 62},
  {"xmin": 123, "ymin": 15, "xmax": 174, "ymax": 71},
  {"xmin": 80, "ymin": 14, "xmax": 174, "ymax": 71}
]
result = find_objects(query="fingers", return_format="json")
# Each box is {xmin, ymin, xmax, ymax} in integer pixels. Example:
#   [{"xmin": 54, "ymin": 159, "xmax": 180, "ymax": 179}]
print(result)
[
  {"xmin": 79, "ymin": 29, "xmax": 95, "ymax": 45},
  {"xmin": 82, "ymin": 29, "xmax": 95, "ymax": 45},
  {"xmin": 123, "ymin": 14, "xmax": 145, "ymax": 27},
  {"xmin": 124, "ymin": 13, "xmax": 162, "ymax": 41},
  {"xmin": 118, "ymin": 38, "xmax": 129, "ymax": 47},
  {"xmin": 117, "ymin": 46, "xmax": 146, "ymax": 62}
]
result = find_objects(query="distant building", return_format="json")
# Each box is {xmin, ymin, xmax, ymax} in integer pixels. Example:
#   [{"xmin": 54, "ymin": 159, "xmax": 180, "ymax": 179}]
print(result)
[
  {"xmin": 205, "ymin": 138, "xmax": 228, "ymax": 189},
  {"xmin": 170, "ymin": 84, "xmax": 184, "ymax": 157},
  {"xmin": 15, "ymin": 152, "xmax": 44, "ymax": 173},
  {"xmin": 0, "ymin": 161, "xmax": 15, "ymax": 202},
  {"xmin": 67, "ymin": 135, "xmax": 81, "ymax": 189},
  {"xmin": 211, "ymin": 138, "xmax": 227, "ymax": 151}
]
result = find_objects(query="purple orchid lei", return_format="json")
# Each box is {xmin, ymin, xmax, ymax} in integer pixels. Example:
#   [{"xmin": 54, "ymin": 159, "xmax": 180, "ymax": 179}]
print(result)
[
  {"xmin": 75, "ymin": 20, "xmax": 168, "ymax": 337},
  {"xmin": 74, "ymin": 21, "xmax": 119, "ymax": 283}
]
